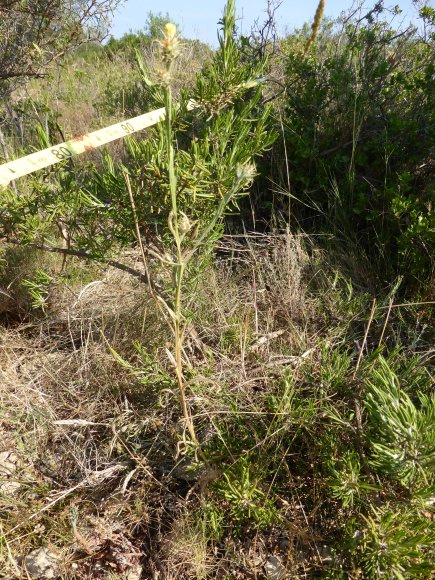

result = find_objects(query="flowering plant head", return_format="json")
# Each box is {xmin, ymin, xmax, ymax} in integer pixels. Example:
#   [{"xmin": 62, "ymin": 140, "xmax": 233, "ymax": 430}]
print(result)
[
  {"xmin": 164, "ymin": 23, "xmax": 177, "ymax": 40},
  {"xmin": 160, "ymin": 22, "xmax": 179, "ymax": 63}
]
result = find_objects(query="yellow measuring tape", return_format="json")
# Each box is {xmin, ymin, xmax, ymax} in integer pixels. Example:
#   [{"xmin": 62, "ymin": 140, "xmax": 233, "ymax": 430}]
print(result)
[
  {"xmin": 0, "ymin": 104, "xmax": 182, "ymax": 187},
  {"xmin": 0, "ymin": 80, "xmax": 262, "ymax": 188}
]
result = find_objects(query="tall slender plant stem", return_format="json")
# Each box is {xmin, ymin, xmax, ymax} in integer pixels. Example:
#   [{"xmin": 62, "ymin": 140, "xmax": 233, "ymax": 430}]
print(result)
[{"xmin": 164, "ymin": 81, "xmax": 198, "ymax": 447}]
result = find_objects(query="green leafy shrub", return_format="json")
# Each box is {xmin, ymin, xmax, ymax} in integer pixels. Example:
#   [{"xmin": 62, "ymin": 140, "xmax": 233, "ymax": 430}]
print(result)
[
  {"xmin": 345, "ymin": 505, "xmax": 435, "ymax": 578},
  {"xmin": 365, "ymin": 356, "xmax": 434, "ymax": 489},
  {"xmin": 21, "ymin": 268, "xmax": 54, "ymax": 312},
  {"xmin": 213, "ymin": 458, "xmax": 278, "ymax": 531},
  {"xmin": 268, "ymin": 4, "xmax": 434, "ymax": 289}
]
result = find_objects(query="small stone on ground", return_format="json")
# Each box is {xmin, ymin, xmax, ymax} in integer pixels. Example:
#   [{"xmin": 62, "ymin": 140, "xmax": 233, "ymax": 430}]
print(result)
[
  {"xmin": 24, "ymin": 547, "xmax": 59, "ymax": 579},
  {"xmin": 264, "ymin": 555, "xmax": 286, "ymax": 579}
]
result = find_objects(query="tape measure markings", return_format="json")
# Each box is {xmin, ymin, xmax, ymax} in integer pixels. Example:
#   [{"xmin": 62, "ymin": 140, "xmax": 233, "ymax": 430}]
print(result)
[{"xmin": 0, "ymin": 106, "xmax": 167, "ymax": 187}]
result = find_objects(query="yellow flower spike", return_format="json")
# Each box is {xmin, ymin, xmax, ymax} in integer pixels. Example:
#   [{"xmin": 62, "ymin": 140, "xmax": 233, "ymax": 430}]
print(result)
[
  {"xmin": 160, "ymin": 21, "xmax": 179, "ymax": 67},
  {"xmin": 164, "ymin": 22, "xmax": 177, "ymax": 40}
]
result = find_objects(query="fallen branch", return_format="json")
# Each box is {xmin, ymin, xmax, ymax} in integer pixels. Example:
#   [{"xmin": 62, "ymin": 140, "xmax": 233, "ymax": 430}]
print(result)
[{"xmin": 0, "ymin": 235, "xmax": 163, "ymax": 292}]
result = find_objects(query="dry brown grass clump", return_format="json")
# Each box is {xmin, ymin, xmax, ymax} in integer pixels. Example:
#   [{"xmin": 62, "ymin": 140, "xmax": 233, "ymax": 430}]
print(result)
[{"xmin": 0, "ymin": 253, "xmax": 163, "ymax": 578}]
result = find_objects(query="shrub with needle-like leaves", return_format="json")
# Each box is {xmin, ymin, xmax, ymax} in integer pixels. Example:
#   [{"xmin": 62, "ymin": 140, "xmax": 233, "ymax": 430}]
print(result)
[{"xmin": 365, "ymin": 356, "xmax": 434, "ymax": 489}]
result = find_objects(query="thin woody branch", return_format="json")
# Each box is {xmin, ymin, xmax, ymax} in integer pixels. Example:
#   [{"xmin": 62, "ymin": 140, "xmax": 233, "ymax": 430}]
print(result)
[{"xmin": 0, "ymin": 235, "xmax": 162, "ymax": 291}]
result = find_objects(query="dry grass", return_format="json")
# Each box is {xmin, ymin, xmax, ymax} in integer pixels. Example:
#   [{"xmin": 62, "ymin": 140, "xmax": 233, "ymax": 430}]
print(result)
[
  {"xmin": 0, "ymin": 233, "xmax": 355, "ymax": 578},
  {"xmin": 2, "ymin": 232, "xmax": 427, "ymax": 578},
  {"xmin": 0, "ymin": 251, "xmax": 161, "ymax": 577}
]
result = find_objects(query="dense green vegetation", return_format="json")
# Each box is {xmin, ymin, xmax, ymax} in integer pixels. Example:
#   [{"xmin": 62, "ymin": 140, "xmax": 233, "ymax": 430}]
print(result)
[{"xmin": 0, "ymin": 1, "xmax": 433, "ymax": 578}]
